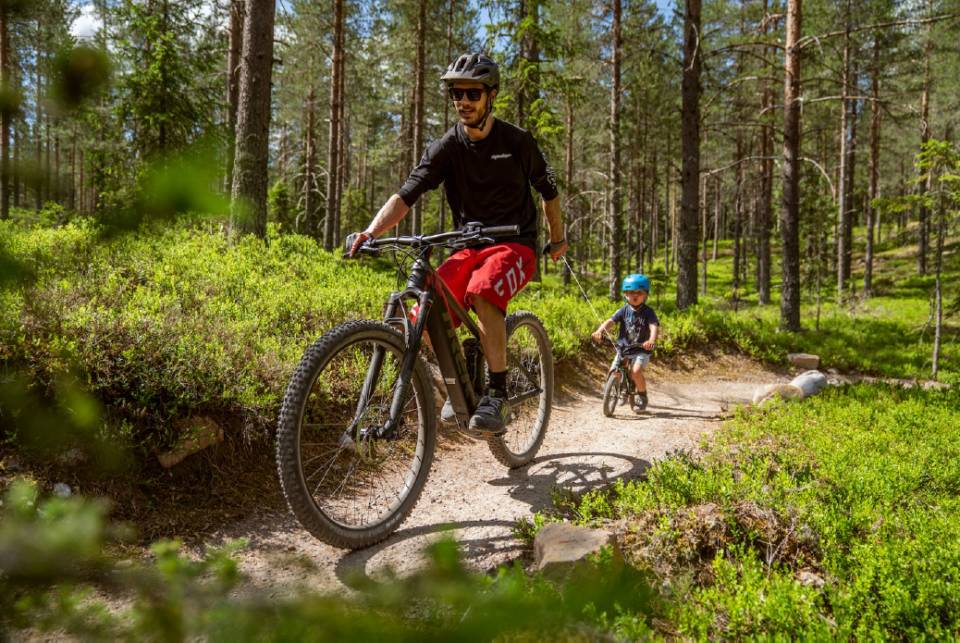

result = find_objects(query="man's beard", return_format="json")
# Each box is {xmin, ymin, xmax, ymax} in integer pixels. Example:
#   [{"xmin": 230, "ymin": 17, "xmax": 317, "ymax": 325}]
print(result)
[{"xmin": 458, "ymin": 102, "xmax": 487, "ymax": 128}]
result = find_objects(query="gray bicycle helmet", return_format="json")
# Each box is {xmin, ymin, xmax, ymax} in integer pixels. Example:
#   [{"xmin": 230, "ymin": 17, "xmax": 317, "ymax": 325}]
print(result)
[{"xmin": 441, "ymin": 53, "xmax": 500, "ymax": 90}]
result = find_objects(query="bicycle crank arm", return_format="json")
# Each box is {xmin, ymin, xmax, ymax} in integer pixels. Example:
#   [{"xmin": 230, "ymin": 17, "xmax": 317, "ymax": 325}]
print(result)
[{"xmin": 508, "ymin": 388, "xmax": 542, "ymax": 405}]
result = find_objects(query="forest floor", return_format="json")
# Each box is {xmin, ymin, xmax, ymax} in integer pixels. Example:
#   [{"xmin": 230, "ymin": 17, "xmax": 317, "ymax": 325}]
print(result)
[{"xmin": 208, "ymin": 348, "xmax": 788, "ymax": 599}]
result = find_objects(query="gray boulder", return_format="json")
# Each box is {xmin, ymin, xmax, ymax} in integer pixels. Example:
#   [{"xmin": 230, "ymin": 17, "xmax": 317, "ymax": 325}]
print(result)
[{"xmin": 533, "ymin": 522, "xmax": 620, "ymax": 577}]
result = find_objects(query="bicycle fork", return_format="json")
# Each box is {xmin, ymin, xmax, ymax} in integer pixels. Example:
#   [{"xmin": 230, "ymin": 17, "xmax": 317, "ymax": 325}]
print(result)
[{"xmin": 353, "ymin": 290, "xmax": 433, "ymax": 441}]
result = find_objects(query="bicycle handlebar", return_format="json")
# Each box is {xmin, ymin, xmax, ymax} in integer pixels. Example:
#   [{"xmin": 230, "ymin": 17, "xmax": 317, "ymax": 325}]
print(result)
[{"xmin": 344, "ymin": 223, "xmax": 521, "ymax": 258}]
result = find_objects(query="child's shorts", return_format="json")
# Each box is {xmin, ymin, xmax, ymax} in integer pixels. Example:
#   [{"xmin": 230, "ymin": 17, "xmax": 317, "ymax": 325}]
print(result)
[{"xmin": 615, "ymin": 352, "xmax": 651, "ymax": 370}]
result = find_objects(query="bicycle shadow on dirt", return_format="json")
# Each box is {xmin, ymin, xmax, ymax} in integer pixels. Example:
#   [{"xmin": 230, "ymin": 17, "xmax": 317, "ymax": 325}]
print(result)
[
  {"xmin": 485, "ymin": 450, "xmax": 651, "ymax": 514},
  {"xmin": 607, "ymin": 404, "xmax": 727, "ymax": 421},
  {"xmin": 334, "ymin": 451, "xmax": 651, "ymax": 590},
  {"xmin": 334, "ymin": 518, "xmax": 521, "ymax": 590}
]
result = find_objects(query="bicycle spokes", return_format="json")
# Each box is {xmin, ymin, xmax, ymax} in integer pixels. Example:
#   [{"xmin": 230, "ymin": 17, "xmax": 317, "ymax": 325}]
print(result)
[{"xmin": 298, "ymin": 335, "xmax": 425, "ymax": 529}]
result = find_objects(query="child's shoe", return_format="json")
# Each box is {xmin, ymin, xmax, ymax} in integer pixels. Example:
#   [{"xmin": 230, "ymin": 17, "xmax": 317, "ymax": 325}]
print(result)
[{"xmin": 632, "ymin": 392, "xmax": 648, "ymax": 413}]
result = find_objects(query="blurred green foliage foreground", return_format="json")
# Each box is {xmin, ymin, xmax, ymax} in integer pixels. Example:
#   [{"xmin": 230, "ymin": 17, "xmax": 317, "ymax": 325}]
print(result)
[
  {"xmin": 4, "ymin": 381, "xmax": 958, "ymax": 639},
  {"xmin": 0, "ymin": 478, "xmax": 656, "ymax": 641}
]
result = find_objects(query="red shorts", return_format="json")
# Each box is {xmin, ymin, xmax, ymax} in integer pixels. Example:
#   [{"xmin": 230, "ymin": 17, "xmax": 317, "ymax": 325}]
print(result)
[{"xmin": 432, "ymin": 243, "xmax": 536, "ymax": 326}]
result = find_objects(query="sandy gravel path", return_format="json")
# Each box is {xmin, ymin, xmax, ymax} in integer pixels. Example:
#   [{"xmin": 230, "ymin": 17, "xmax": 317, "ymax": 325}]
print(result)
[{"xmin": 216, "ymin": 355, "xmax": 784, "ymax": 598}]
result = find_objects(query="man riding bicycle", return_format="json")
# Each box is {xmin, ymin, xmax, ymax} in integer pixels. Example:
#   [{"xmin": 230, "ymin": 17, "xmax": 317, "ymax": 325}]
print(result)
[{"xmin": 349, "ymin": 52, "xmax": 567, "ymax": 434}]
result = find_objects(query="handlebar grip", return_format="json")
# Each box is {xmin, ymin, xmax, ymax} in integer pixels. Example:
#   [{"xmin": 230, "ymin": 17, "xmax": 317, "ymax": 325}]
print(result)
[{"xmin": 480, "ymin": 225, "xmax": 520, "ymax": 236}]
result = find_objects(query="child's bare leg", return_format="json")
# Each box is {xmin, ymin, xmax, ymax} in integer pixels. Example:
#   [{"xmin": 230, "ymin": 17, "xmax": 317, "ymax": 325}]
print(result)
[{"xmin": 631, "ymin": 361, "xmax": 647, "ymax": 394}]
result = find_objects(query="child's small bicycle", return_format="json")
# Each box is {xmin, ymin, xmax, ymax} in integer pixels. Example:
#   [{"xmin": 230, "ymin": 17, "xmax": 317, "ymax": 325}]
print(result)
[{"xmin": 601, "ymin": 342, "xmax": 644, "ymax": 417}]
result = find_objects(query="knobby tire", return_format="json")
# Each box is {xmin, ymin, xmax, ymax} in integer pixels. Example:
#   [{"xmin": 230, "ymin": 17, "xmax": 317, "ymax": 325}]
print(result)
[
  {"xmin": 276, "ymin": 320, "xmax": 436, "ymax": 549},
  {"xmin": 486, "ymin": 311, "xmax": 553, "ymax": 468}
]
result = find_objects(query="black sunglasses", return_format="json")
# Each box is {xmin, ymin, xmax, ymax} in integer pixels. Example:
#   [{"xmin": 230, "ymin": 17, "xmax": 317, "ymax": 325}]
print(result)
[{"xmin": 448, "ymin": 87, "xmax": 485, "ymax": 102}]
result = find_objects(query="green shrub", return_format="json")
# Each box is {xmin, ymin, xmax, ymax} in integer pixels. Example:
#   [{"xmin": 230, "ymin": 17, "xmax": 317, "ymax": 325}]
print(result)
[{"xmin": 565, "ymin": 384, "xmax": 960, "ymax": 638}]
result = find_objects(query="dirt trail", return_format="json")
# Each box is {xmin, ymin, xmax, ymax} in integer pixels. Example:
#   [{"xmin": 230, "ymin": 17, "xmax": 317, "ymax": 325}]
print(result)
[{"xmin": 215, "ymin": 354, "xmax": 784, "ymax": 598}]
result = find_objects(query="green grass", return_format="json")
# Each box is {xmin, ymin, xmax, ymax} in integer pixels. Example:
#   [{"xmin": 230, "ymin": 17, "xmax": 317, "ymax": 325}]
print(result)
[
  {"xmin": 1, "ymin": 216, "xmax": 956, "ymax": 461},
  {"xmin": 559, "ymin": 383, "xmax": 960, "ymax": 638}
]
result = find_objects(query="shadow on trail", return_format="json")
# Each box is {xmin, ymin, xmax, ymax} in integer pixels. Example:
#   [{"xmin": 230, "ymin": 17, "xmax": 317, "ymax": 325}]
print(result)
[
  {"xmin": 487, "ymin": 451, "xmax": 651, "ymax": 514},
  {"xmin": 335, "ymin": 518, "xmax": 520, "ymax": 589},
  {"xmin": 335, "ymin": 451, "xmax": 651, "ymax": 589}
]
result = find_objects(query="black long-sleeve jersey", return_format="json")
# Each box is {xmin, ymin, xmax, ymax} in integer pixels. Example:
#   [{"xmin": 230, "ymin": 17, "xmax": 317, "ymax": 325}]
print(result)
[{"xmin": 397, "ymin": 119, "xmax": 559, "ymax": 250}]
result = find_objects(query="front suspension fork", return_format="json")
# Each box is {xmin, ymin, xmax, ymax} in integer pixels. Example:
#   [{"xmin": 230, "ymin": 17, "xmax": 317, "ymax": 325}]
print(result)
[{"xmin": 355, "ymin": 291, "xmax": 433, "ymax": 440}]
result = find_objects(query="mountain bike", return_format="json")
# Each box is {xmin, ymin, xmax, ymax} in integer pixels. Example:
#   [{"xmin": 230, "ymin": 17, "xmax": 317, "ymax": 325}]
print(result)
[
  {"xmin": 275, "ymin": 223, "xmax": 553, "ymax": 549},
  {"xmin": 601, "ymin": 342, "xmax": 643, "ymax": 417}
]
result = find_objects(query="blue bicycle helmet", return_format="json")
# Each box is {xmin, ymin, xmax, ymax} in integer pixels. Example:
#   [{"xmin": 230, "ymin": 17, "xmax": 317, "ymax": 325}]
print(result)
[{"xmin": 621, "ymin": 273, "xmax": 650, "ymax": 293}]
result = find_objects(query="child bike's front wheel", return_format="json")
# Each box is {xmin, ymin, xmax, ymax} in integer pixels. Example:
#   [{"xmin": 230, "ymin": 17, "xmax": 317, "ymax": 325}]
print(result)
[
  {"xmin": 487, "ymin": 311, "xmax": 553, "ymax": 468},
  {"xmin": 602, "ymin": 372, "xmax": 620, "ymax": 417},
  {"xmin": 276, "ymin": 320, "xmax": 436, "ymax": 549}
]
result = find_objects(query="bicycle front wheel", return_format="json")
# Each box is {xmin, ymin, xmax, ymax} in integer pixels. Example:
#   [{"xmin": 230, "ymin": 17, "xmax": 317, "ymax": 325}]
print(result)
[
  {"xmin": 276, "ymin": 320, "xmax": 436, "ymax": 549},
  {"xmin": 487, "ymin": 311, "xmax": 553, "ymax": 468},
  {"xmin": 602, "ymin": 372, "xmax": 620, "ymax": 417}
]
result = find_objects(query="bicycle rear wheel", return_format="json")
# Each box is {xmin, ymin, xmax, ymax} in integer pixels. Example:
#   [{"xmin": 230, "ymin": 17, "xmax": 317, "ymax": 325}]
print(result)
[
  {"xmin": 276, "ymin": 320, "xmax": 436, "ymax": 549},
  {"xmin": 487, "ymin": 311, "xmax": 553, "ymax": 468},
  {"xmin": 602, "ymin": 372, "xmax": 620, "ymax": 417}
]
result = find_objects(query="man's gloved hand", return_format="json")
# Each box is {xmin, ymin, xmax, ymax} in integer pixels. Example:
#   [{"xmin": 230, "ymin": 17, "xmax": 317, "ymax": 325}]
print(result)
[
  {"xmin": 542, "ymin": 238, "xmax": 568, "ymax": 262},
  {"xmin": 346, "ymin": 231, "xmax": 373, "ymax": 257}
]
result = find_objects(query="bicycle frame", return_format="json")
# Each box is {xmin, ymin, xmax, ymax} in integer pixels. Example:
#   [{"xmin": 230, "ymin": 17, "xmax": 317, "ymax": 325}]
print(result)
[{"xmin": 363, "ymin": 245, "xmax": 482, "ymax": 438}]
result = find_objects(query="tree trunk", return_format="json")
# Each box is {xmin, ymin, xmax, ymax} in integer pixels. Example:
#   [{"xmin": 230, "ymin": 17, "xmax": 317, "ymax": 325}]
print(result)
[
  {"xmin": 0, "ymin": 7, "xmax": 9, "ymax": 220},
  {"xmin": 303, "ymin": 87, "xmax": 317, "ymax": 234},
  {"xmin": 836, "ymin": 1, "xmax": 851, "ymax": 298},
  {"xmin": 230, "ymin": 0, "xmax": 276, "ymax": 239},
  {"xmin": 411, "ymin": 0, "xmax": 426, "ymax": 235},
  {"xmin": 12, "ymin": 121, "xmax": 19, "ymax": 208},
  {"xmin": 677, "ymin": 0, "xmax": 701, "ymax": 309},
  {"xmin": 334, "ymin": 61, "xmax": 346, "ymax": 248},
  {"xmin": 607, "ymin": 0, "xmax": 623, "ymax": 299},
  {"xmin": 780, "ymin": 0, "xmax": 802, "ymax": 331},
  {"xmin": 323, "ymin": 0, "xmax": 344, "ymax": 249},
  {"xmin": 756, "ymin": 0, "xmax": 774, "ymax": 305},
  {"xmin": 932, "ymin": 182, "xmax": 945, "ymax": 378},
  {"xmin": 225, "ymin": 0, "xmax": 244, "ymax": 192},
  {"xmin": 562, "ymin": 93, "xmax": 574, "ymax": 287},
  {"xmin": 439, "ymin": 0, "xmax": 453, "ymax": 233},
  {"xmin": 733, "ymin": 150, "xmax": 744, "ymax": 304},
  {"xmin": 700, "ymin": 174, "xmax": 708, "ymax": 296},
  {"xmin": 916, "ymin": 2, "xmax": 932, "ymax": 275},
  {"xmin": 35, "ymin": 22, "xmax": 42, "ymax": 211},
  {"xmin": 864, "ymin": 34, "xmax": 881, "ymax": 297}
]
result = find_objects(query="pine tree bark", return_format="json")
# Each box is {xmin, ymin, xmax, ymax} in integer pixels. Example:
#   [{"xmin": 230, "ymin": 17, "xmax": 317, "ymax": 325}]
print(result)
[
  {"xmin": 334, "ymin": 60, "xmax": 345, "ymax": 248},
  {"xmin": 230, "ymin": 0, "xmax": 276, "ymax": 239},
  {"xmin": 836, "ymin": 1, "xmax": 852, "ymax": 297},
  {"xmin": 0, "ymin": 6, "xmax": 10, "ymax": 220},
  {"xmin": 780, "ymin": 0, "xmax": 802, "ymax": 331},
  {"xmin": 225, "ymin": 0, "xmax": 244, "ymax": 192},
  {"xmin": 303, "ymin": 87, "xmax": 317, "ymax": 234},
  {"xmin": 756, "ymin": 0, "xmax": 774, "ymax": 304},
  {"xmin": 677, "ymin": 0, "xmax": 701, "ymax": 309},
  {"xmin": 411, "ymin": 0, "xmax": 426, "ymax": 235},
  {"xmin": 439, "ymin": 0, "xmax": 453, "ymax": 233},
  {"xmin": 916, "ymin": 2, "xmax": 932, "ymax": 275},
  {"xmin": 323, "ymin": 0, "xmax": 344, "ymax": 249},
  {"xmin": 562, "ymin": 93, "xmax": 574, "ymax": 287},
  {"xmin": 864, "ymin": 34, "xmax": 881, "ymax": 297},
  {"xmin": 932, "ymin": 179, "xmax": 945, "ymax": 378},
  {"xmin": 607, "ymin": 0, "xmax": 623, "ymax": 300}
]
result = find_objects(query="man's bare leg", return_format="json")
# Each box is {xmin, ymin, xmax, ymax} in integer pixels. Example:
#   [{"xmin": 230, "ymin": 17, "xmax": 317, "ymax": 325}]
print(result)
[
  {"xmin": 472, "ymin": 295, "xmax": 506, "ymax": 372},
  {"xmin": 468, "ymin": 295, "xmax": 511, "ymax": 432}
]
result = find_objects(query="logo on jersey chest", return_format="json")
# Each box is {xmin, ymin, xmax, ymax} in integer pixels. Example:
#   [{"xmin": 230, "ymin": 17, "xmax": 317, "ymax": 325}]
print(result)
[{"xmin": 490, "ymin": 153, "xmax": 512, "ymax": 160}]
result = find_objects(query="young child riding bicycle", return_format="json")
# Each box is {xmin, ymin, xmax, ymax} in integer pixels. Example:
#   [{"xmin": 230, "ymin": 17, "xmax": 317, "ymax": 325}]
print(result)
[{"xmin": 591, "ymin": 274, "xmax": 660, "ymax": 412}]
